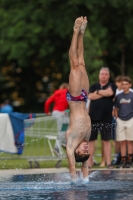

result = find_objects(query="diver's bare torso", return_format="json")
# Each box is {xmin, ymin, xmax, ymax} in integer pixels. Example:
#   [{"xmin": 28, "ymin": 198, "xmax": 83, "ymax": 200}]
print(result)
[{"xmin": 66, "ymin": 101, "xmax": 91, "ymax": 150}]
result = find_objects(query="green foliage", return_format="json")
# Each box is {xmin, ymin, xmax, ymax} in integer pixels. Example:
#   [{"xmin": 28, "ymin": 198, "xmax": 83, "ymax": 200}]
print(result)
[
  {"xmin": 84, "ymin": 29, "xmax": 104, "ymax": 84},
  {"xmin": 1, "ymin": 0, "xmax": 133, "ymax": 111}
]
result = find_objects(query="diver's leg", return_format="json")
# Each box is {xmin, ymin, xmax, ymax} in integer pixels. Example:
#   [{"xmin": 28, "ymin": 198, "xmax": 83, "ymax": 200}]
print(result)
[
  {"xmin": 69, "ymin": 17, "xmax": 83, "ymax": 69},
  {"xmin": 77, "ymin": 16, "xmax": 87, "ymax": 66},
  {"xmin": 77, "ymin": 16, "xmax": 89, "ymax": 92}
]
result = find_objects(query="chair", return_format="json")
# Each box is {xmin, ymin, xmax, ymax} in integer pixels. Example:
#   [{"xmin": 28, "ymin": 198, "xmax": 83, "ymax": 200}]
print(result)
[{"xmin": 44, "ymin": 115, "xmax": 69, "ymax": 162}]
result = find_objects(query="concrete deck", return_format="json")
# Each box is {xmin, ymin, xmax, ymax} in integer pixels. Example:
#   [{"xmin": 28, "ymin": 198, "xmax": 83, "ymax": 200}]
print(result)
[{"xmin": 0, "ymin": 168, "xmax": 133, "ymax": 176}]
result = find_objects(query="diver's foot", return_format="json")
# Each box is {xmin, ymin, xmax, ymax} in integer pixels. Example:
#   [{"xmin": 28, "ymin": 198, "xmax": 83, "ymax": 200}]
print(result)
[
  {"xmin": 73, "ymin": 17, "xmax": 83, "ymax": 32},
  {"xmin": 80, "ymin": 16, "xmax": 87, "ymax": 33}
]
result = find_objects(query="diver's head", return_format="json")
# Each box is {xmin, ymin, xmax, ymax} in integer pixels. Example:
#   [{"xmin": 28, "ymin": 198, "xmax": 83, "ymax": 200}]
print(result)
[{"xmin": 74, "ymin": 142, "xmax": 90, "ymax": 162}]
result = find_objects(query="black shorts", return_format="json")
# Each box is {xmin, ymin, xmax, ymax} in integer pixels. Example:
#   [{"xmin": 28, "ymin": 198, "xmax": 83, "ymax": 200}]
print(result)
[{"xmin": 89, "ymin": 120, "xmax": 112, "ymax": 141}]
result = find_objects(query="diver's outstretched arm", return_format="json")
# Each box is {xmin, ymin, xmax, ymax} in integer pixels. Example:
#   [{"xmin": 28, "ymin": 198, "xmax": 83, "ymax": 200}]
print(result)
[
  {"xmin": 81, "ymin": 160, "xmax": 89, "ymax": 178},
  {"xmin": 66, "ymin": 144, "xmax": 76, "ymax": 180}
]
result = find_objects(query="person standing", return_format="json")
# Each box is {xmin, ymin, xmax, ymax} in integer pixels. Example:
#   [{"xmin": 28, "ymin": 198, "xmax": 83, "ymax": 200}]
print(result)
[
  {"xmin": 0, "ymin": 99, "xmax": 13, "ymax": 113},
  {"xmin": 44, "ymin": 83, "xmax": 69, "ymax": 154},
  {"xmin": 112, "ymin": 75, "xmax": 133, "ymax": 165},
  {"xmin": 44, "ymin": 83, "xmax": 69, "ymax": 119},
  {"xmin": 114, "ymin": 76, "xmax": 133, "ymax": 168},
  {"xmin": 111, "ymin": 75, "xmax": 124, "ymax": 165},
  {"xmin": 88, "ymin": 67, "xmax": 116, "ymax": 168}
]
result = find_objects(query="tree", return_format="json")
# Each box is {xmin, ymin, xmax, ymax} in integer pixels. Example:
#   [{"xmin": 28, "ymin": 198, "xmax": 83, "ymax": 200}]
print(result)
[
  {"xmin": 1, "ymin": 0, "xmax": 133, "ymax": 112},
  {"xmin": 85, "ymin": 0, "xmax": 133, "ymax": 79}
]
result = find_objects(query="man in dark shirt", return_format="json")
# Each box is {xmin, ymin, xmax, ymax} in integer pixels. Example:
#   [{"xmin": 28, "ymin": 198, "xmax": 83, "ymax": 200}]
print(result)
[{"xmin": 88, "ymin": 67, "xmax": 116, "ymax": 168}]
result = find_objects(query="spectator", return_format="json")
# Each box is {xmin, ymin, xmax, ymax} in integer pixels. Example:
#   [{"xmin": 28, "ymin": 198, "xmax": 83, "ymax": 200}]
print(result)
[
  {"xmin": 88, "ymin": 67, "xmax": 116, "ymax": 168},
  {"xmin": 44, "ymin": 83, "xmax": 69, "ymax": 119},
  {"xmin": 0, "ymin": 99, "xmax": 13, "ymax": 113},
  {"xmin": 44, "ymin": 83, "xmax": 69, "ymax": 155},
  {"xmin": 111, "ymin": 75, "xmax": 124, "ymax": 165},
  {"xmin": 114, "ymin": 76, "xmax": 133, "ymax": 168},
  {"xmin": 115, "ymin": 75, "xmax": 123, "ymax": 94},
  {"xmin": 112, "ymin": 75, "xmax": 133, "ymax": 165}
]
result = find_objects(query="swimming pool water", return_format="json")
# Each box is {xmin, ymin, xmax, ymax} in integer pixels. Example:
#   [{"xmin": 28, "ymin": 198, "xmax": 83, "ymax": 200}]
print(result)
[{"xmin": 0, "ymin": 170, "xmax": 133, "ymax": 200}]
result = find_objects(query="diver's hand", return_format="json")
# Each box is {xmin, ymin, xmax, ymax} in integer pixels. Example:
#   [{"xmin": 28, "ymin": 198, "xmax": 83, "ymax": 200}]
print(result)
[
  {"xmin": 71, "ymin": 178, "xmax": 78, "ymax": 184},
  {"xmin": 82, "ymin": 177, "xmax": 89, "ymax": 184}
]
